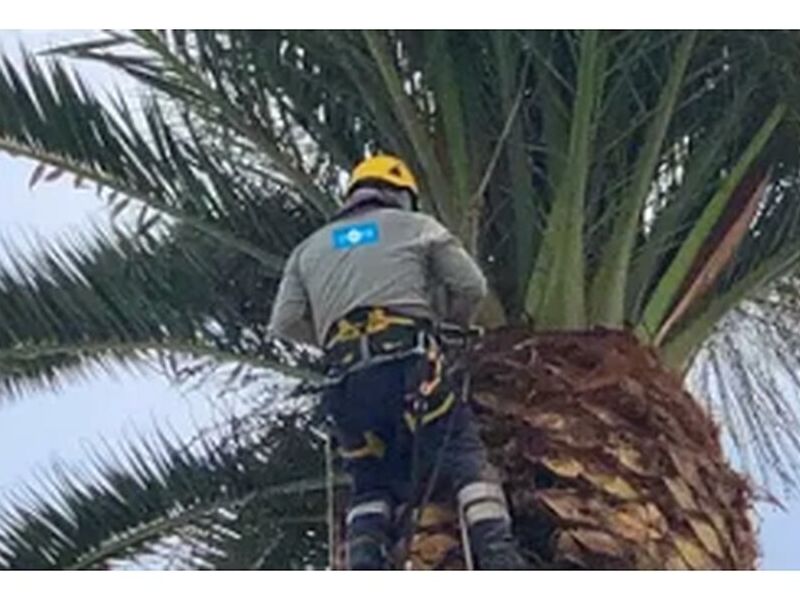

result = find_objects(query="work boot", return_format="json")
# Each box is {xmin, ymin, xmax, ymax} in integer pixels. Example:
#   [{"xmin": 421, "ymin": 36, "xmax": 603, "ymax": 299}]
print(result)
[
  {"xmin": 347, "ymin": 532, "xmax": 392, "ymax": 570},
  {"xmin": 345, "ymin": 498, "xmax": 393, "ymax": 570},
  {"xmin": 457, "ymin": 481, "xmax": 528, "ymax": 570},
  {"xmin": 468, "ymin": 518, "xmax": 528, "ymax": 570}
]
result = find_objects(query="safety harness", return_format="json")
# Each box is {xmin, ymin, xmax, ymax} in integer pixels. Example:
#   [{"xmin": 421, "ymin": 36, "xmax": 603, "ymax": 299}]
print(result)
[
  {"xmin": 323, "ymin": 306, "xmax": 429, "ymax": 378},
  {"xmin": 322, "ymin": 307, "xmax": 456, "ymax": 450},
  {"xmin": 314, "ymin": 306, "xmax": 483, "ymax": 569}
]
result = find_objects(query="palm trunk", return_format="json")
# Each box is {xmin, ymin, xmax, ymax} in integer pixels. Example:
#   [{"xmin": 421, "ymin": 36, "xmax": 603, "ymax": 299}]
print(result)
[{"xmin": 408, "ymin": 329, "xmax": 756, "ymax": 570}]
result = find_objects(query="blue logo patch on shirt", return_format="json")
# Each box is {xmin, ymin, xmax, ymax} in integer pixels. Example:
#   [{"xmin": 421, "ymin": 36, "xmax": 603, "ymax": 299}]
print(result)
[{"xmin": 332, "ymin": 221, "xmax": 380, "ymax": 250}]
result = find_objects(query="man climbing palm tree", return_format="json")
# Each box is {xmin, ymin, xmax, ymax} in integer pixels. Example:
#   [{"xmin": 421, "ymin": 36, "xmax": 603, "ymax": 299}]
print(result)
[{"xmin": 269, "ymin": 155, "xmax": 526, "ymax": 570}]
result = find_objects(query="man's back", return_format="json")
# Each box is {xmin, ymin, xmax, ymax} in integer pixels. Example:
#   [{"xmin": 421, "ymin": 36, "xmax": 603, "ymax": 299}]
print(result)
[
  {"xmin": 269, "ymin": 205, "xmax": 487, "ymax": 346},
  {"xmin": 267, "ymin": 155, "xmax": 526, "ymax": 570}
]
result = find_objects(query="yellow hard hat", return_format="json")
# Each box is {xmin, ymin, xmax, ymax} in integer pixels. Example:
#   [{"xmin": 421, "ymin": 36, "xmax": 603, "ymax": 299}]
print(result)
[{"xmin": 347, "ymin": 155, "xmax": 419, "ymax": 196}]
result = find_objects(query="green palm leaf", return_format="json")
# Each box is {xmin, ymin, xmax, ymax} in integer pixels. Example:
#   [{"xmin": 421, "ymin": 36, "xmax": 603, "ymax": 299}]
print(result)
[
  {"xmin": 0, "ymin": 51, "xmax": 316, "ymax": 270},
  {"xmin": 0, "ymin": 225, "xmax": 319, "ymax": 402},
  {"xmin": 0, "ymin": 410, "xmax": 334, "ymax": 570}
]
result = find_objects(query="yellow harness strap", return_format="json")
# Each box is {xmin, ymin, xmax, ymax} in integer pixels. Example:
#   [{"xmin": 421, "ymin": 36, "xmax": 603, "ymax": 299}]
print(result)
[
  {"xmin": 339, "ymin": 431, "xmax": 386, "ymax": 460},
  {"xmin": 327, "ymin": 318, "xmax": 364, "ymax": 347},
  {"xmin": 404, "ymin": 392, "xmax": 457, "ymax": 432},
  {"xmin": 365, "ymin": 307, "xmax": 416, "ymax": 334},
  {"xmin": 419, "ymin": 344, "xmax": 443, "ymax": 397},
  {"xmin": 326, "ymin": 308, "xmax": 418, "ymax": 348}
]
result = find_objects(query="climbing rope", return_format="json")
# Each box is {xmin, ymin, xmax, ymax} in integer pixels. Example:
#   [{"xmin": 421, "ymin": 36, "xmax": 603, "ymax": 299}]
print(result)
[{"xmin": 325, "ymin": 430, "xmax": 337, "ymax": 569}]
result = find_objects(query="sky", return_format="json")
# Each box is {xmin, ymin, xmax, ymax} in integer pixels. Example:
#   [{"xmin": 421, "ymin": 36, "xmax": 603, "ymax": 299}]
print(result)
[{"xmin": 0, "ymin": 29, "xmax": 797, "ymax": 570}]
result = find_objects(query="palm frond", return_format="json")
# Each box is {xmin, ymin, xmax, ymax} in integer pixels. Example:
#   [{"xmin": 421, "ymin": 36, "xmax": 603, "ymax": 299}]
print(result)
[
  {"xmin": 49, "ymin": 31, "xmax": 342, "ymax": 215},
  {"xmin": 690, "ymin": 289, "xmax": 800, "ymax": 495},
  {"xmin": 0, "ymin": 225, "xmax": 319, "ymax": 403},
  {"xmin": 0, "ymin": 410, "xmax": 333, "ymax": 570},
  {"xmin": 0, "ymin": 51, "xmax": 315, "ymax": 270}
]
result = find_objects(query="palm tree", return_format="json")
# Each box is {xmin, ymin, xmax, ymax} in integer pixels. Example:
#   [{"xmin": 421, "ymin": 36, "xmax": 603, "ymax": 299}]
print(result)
[{"xmin": 1, "ymin": 30, "xmax": 800, "ymax": 569}]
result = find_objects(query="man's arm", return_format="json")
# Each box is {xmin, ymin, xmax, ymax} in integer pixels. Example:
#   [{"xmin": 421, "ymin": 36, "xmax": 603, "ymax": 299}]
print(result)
[
  {"xmin": 425, "ymin": 219, "xmax": 488, "ymax": 327},
  {"xmin": 268, "ymin": 250, "xmax": 317, "ymax": 345}
]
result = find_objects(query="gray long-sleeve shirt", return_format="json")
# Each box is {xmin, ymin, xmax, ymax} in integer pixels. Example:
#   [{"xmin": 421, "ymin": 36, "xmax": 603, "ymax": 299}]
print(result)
[{"xmin": 268, "ymin": 205, "xmax": 487, "ymax": 347}]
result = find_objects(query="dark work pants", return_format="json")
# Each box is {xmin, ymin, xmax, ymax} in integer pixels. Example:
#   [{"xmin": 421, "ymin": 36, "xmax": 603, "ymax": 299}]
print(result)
[{"xmin": 323, "ymin": 356, "xmax": 496, "ymax": 567}]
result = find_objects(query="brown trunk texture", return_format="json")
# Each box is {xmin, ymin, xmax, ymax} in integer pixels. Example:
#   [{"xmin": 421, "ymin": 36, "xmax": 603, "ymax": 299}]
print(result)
[{"xmin": 406, "ymin": 328, "xmax": 757, "ymax": 570}]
